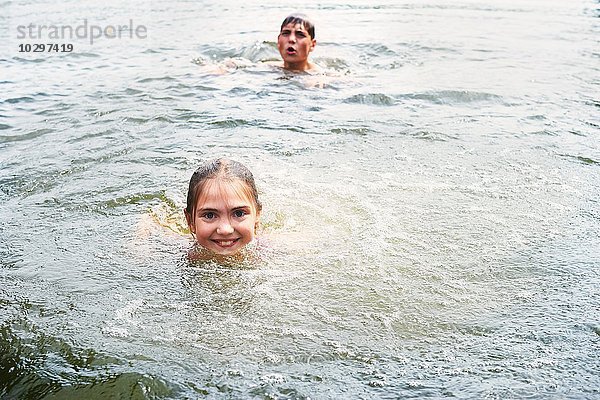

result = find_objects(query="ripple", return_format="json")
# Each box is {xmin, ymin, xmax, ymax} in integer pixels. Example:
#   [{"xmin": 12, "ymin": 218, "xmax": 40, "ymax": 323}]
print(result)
[
  {"xmin": 330, "ymin": 127, "xmax": 371, "ymax": 135},
  {"xmin": 316, "ymin": 57, "xmax": 351, "ymax": 71},
  {"xmin": 66, "ymin": 128, "xmax": 115, "ymax": 143},
  {"xmin": 4, "ymin": 97, "xmax": 34, "ymax": 104},
  {"xmin": 0, "ymin": 128, "xmax": 54, "ymax": 144},
  {"xmin": 87, "ymin": 191, "xmax": 172, "ymax": 213},
  {"xmin": 355, "ymin": 43, "xmax": 398, "ymax": 57},
  {"xmin": 63, "ymin": 52, "xmax": 101, "ymax": 58},
  {"xmin": 1, "ymin": 146, "xmax": 133, "ymax": 199},
  {"xmin": 399, "ymin": 90, "xmax": 504, "ymax": 104},
  {"xmin": 124, "ymin": 88, "xmax": 143, "ymax": 96},
  {"xmin": 562, "ymin": 154, "xmax": 600, "ymax": 166},
  {"xmin": 525, "ymin": 114, "xmax": 547, "ymax": 121},
  {"xmin": 173, "ymin": 110, "xmax": 214, "ymax": 122},
  {"xmin": 137, "ymin": 76, "xmax": 177, "ymax": 83},
  {"xmin": 11, "ymin": 56, "xmax": 46, "ymax": 63},
  {"xmin": 584, "ymin": 120, "xmax": 599, "ymax": 129},
  {"xmin": 89, "ymin": 108, "xmax": 119, "ymax": 118},
  {"xmin": 404, "ymin": 129, "xmax": 458, "ymax": 142},
  {"xmin": 34, "ymin": 102, "xmax": 76, "ymax": 116},
  {"xmin": 198, "ymin": 41, "xmax": 277, "ymax": 63},
  {"xmin": 568, "ymin": 129, "xmax": 586, "ymax": 137},
  {"xmin": 343, "ymin": 93, "xmax": 396, "ymax": 106},
  {"xmin": 529, "ymin": 129, "xmax": 558, "ymax": 136},
  {"xmin": 0, "ymin": 319, "xmax": 178, "ymax": 398},
  {"xmin": 166, "ymin": 83, "xmax": 219, "ymax": 92},
  {"xmin": 122, "ymin": 115, "xmax": 173, "ymax": 124},
  {"xmin": 153, "ymin": 115, "xmax": 173, "ymax": 123},
  {"xmin": 208, "ymin": 118, "xmax": 255, "ymax": 128}
]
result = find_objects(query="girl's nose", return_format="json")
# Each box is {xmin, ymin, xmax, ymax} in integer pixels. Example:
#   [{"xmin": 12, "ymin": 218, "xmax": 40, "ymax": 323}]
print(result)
[{"xmin": 217, "ymin": 221, "xmax": 234, "ymax": 235}]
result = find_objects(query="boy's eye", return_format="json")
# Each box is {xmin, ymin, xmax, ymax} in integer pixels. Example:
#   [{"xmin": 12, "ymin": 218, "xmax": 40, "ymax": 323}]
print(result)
[{"xmin": 296, "ymin": 31, "xmax": 306, "ymax": 37}]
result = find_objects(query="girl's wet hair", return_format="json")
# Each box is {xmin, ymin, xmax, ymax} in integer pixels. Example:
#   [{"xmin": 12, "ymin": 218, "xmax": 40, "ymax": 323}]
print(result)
[
  {"xmin": 280, "ymin": 13, "xmax": 315, "ymax": 39},
  {"xmin": 185, "ymin": 158, "xmax": 261, "ymax": 219}
]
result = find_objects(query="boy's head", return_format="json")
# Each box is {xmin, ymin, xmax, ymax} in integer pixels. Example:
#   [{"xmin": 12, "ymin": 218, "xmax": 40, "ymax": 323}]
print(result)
[
  {"xmin": 277, "ymin": 13, "xmax": 317, "ymax": 71},
  {"xmin": 280, "ymin": 14, "xmax": 315, "ymax": 40}
]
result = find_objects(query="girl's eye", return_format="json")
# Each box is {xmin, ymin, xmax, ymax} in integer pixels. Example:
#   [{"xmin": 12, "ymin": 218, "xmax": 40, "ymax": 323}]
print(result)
[
  {"xmin": 202, "ymin": 212, "xmax": 215, "ymax": 220},
  {"xmin": 233, "ymin": 210, "xmax": 246, "ymax": 218}
]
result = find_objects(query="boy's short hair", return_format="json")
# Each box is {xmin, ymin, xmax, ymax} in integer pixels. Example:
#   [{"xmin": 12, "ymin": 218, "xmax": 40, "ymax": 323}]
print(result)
[{"xmin": 280, "ymin": 14, "xmax": 315, "ymax": 39}]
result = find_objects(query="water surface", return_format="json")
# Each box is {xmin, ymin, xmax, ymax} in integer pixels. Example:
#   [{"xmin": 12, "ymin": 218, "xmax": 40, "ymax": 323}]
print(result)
[{"xmin": 1, "ymin": 0, "xmax": 599, "ymax": 398}]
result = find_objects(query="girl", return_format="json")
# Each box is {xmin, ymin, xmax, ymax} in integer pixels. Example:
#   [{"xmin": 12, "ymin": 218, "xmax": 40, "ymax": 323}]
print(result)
[{"xmin": 184, "ymin": 158, "xmax": 262, "ymax": 261}]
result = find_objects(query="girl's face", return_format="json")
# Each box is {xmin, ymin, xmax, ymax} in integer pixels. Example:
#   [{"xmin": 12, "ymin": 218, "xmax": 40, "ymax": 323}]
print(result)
[{"xmin": 186, "ymin": 180, "xmax": 260, "ymax": 256}]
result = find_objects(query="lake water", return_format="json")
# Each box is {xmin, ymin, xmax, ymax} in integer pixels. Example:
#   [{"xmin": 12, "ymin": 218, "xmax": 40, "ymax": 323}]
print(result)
[{"xmin": 1, "ymin": 0, "xmax": 599, "ymax": 398}]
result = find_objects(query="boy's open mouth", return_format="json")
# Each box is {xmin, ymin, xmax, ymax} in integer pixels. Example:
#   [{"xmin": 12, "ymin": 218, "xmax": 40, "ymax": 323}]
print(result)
[{"xmin": 286, "ymin": 47, "xmax": 297, "ymax": 55}]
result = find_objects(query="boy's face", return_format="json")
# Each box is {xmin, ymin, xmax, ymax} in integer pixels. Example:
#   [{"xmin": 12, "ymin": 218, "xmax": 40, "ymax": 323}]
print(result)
[{"xmin": 277, "ymin": 23, "xmax": 316, "ymax": 68}]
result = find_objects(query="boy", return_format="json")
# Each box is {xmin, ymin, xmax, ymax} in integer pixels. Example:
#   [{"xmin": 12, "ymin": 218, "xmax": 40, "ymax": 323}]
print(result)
[{"xmin": 277, "ymin": 14, "xmax": 320, "ymax": 72}]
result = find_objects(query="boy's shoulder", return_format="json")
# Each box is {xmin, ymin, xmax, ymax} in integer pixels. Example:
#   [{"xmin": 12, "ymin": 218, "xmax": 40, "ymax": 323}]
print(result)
[{"xmin": 262, "ymin": 60, "xmax": 323, "ymax": 74}]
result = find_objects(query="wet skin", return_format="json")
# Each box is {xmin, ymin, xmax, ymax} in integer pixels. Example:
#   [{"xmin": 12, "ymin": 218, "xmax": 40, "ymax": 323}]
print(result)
[
  {"xmin": 277, "ymin": 22, "xmax": 316, "ymax": 71},
  {"xmin": 186, "ymin": 181, "xmax": 260, "ymax": 256}
]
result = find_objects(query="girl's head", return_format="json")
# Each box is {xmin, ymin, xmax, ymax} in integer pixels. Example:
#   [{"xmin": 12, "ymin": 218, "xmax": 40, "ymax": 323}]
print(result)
[{"xmin": 184, "ymin": 158, "xmax": 261, "ymax": 256}]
